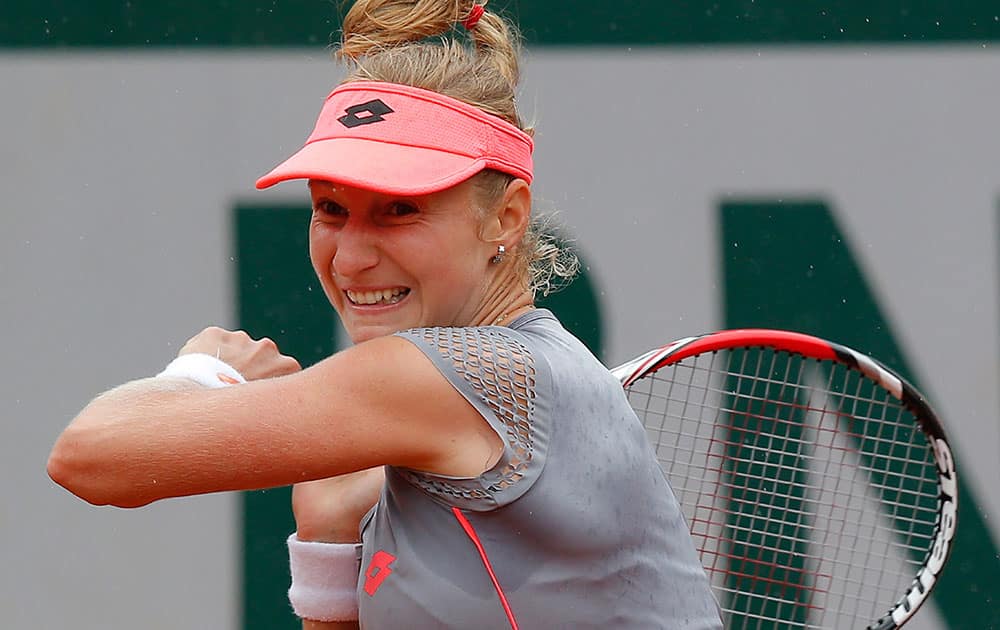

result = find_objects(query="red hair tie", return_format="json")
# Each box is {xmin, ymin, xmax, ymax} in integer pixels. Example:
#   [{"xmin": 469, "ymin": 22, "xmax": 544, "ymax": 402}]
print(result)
[{"xmin": 463, "ymin": 4, "xmax": 485, "ymax": 29}]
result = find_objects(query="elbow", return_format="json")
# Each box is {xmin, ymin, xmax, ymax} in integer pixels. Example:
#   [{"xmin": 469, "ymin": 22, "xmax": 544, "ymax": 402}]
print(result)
[
  {"xmin": 47, "ymin": 428, "xmax": 149, "ymax": 508},
  {"xmin": 48, "ymin": 428, "xmax": 109, "ymax": 505}
]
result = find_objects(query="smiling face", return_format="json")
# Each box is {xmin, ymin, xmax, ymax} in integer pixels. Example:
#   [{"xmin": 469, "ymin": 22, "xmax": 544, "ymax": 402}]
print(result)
[{"xmin": 308, "ymin": 178, "xmax": 499, "ymax": 343}]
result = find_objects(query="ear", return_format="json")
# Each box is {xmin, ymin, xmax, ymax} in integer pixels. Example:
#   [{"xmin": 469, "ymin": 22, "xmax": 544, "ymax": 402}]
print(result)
[{"xmin": 480, "ymin": 179, "xmax": 532, "ymax": 248}]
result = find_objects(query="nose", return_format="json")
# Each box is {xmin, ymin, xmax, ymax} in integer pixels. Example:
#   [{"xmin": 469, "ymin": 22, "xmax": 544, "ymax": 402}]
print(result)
[{"xmin": 331, "ymin": 218, "xmax": 381, "ymax": 278}]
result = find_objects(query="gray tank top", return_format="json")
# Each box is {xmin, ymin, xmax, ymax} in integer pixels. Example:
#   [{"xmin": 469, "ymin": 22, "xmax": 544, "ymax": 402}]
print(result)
[{"xmin": 357, "ymin": 309, "xmax": 722, "ymax": 629}]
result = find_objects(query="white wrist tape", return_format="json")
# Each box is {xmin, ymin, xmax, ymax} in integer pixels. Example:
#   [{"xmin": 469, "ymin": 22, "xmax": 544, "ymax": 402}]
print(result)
[
  {"xmin": 287, "ymin": 533, "xmax": 361, "ymax": 621},
  {"xmin": 157, "ymin": 353, "xmax": 246, "ymax": 388}
]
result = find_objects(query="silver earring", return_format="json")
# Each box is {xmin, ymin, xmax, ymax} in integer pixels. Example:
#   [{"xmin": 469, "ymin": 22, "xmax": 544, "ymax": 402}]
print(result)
[{"xmin": 490, "ymin": 244, "xmax": 506, "ymax": 264}]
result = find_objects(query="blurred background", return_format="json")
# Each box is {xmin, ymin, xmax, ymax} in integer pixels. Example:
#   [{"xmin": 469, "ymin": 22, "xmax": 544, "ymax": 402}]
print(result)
[{"xmin": 2, "ymin": 1, "xmax": 998, "ymax": 628}]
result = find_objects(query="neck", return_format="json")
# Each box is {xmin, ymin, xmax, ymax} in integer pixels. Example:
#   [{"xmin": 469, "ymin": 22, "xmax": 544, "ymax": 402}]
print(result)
[
  {"xmin": 491, "ymin": 301, "xmax": 536, "ymax": 327},
  {"xmin": 473, "ymin": 269, "xmax": 535, "ymax": 328}
]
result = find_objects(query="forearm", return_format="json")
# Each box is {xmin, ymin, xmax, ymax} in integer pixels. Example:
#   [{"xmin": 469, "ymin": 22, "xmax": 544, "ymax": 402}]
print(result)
[
  {"xmin": 47, "ymin": 376, "xmax": 206, "ymax": 506},
  {"xmin": 47, "ymin": 365, "xmax": 358, "ymax": 507},
  {"xmin": 47, "ymin": 374, "xmax": 303, "ymax": 507}
]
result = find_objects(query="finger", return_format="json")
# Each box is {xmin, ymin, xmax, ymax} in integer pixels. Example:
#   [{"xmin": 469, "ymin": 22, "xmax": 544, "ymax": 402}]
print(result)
[{"xmin": 281, "ymin": 356, "xmax": 303, "ymax": 373}]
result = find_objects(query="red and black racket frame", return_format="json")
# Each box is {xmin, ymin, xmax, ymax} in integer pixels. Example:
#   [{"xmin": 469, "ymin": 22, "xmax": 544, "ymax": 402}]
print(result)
[{"xmin": 611, "ymin": 329, "xmax": 958, "ymax": 630}]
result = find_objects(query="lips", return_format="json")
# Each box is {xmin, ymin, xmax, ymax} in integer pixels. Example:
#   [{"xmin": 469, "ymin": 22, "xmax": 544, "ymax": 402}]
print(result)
[{"xmin": 345, "ymin": 287, "xmax": 410, "ymax": 306}]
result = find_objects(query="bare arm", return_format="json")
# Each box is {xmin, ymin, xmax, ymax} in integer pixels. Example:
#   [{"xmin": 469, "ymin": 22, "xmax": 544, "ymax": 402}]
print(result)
[
  {"xmin": 289, "ymin": 466, "xmax": 384, "ymax": 629},
  {"xmin": 48, "ymin": 334, "xmax": 500, "ymax": 507}
]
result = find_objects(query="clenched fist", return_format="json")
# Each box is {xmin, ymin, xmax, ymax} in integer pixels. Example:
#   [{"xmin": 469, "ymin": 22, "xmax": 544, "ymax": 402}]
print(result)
[{"xmin": 179, "ymin": 326, "xmax": 301, "ymax": 381}]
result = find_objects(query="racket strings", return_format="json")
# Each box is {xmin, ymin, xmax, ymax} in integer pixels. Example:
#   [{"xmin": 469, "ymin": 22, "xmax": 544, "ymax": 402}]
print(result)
[{"xmin": 626, "ymin": 348, "xmax": 939, "ymax": 630}]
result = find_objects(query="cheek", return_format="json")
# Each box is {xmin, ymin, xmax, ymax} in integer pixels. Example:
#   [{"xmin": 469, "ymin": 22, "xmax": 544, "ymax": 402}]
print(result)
[
  {"xmin": 308, "ymin": 225, "xmax": 333, "ymax": 269},
  {"xmin": 421, "ymin": 245, "xmax": 486, "ymax": 298},
  {"xmin": 308, "ymin": 225, "xmax": 340, "ymax": 297}
]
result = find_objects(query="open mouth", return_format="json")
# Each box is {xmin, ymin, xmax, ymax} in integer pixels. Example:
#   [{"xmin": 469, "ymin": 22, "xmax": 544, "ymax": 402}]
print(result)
[{"xmin": 345, "ymin": 287, "xmax": 410, "ymax": 306}]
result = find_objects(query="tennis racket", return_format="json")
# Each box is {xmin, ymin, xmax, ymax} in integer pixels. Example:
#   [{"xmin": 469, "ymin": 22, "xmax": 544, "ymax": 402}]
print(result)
[{"xmin": 611, "ymin": 329, "xmax": 956, "ymax": 630}]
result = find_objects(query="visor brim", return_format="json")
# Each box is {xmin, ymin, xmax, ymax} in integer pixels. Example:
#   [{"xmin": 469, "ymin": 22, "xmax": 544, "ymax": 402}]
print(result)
[{"xmin": 255, "ymin": 138, "xmax": 487, "ymax": 196}]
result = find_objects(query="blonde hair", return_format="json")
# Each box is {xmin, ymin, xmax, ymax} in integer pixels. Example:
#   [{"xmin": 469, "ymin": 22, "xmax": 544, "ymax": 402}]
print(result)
[{"xmin": 336, "ymin": 0, "xmax": 579, "ymax": 296}]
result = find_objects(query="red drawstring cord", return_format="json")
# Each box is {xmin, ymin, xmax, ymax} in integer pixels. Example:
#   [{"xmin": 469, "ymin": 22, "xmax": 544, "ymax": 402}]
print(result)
[{"xmin": 451, "ymin": 507, "xmax": 519, "ymax": 630}]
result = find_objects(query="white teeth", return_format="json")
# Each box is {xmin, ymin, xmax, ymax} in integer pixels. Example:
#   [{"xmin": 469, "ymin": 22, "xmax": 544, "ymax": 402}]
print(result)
[{"xmin": 346, "ymin": 288, "xmax": 408, "ymax": 305}]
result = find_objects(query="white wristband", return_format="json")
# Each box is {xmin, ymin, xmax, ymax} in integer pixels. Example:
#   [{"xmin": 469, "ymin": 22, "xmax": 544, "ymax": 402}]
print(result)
[
  {"xmin": 157, "ymin": 353, "xmax": 246, "ymax": 388},
  {"xmin": 287, "ymin": 533, "xmax": 361, "ymax": 621}
]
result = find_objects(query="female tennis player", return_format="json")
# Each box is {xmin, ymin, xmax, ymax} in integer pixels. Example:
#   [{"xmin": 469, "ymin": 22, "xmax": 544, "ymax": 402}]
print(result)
[{"xmin": 48, "ymin": 1, "xmax": 721, "ymax": 628}]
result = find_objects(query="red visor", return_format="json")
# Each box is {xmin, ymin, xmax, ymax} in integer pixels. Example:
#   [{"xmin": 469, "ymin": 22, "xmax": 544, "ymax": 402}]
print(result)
[{"xmin": 256, "ymin": 81, "xmax": 533, "ymax": 196}]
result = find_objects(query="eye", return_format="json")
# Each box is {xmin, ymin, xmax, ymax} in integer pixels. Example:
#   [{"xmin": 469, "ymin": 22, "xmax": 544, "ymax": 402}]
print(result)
[
  {"xmin": 313, "ymin": 200, "xmax": 348, "ymax": 218},
  {"xmin": 387, "ymin": 201, "xmax": 419, "ymax": 217}
]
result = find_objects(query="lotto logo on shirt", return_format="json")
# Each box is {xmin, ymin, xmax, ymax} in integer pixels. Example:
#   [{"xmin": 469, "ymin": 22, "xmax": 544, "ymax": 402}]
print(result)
[{"xmin": 363, "ymin": 550, "xmax": 398, "ymax": 596}]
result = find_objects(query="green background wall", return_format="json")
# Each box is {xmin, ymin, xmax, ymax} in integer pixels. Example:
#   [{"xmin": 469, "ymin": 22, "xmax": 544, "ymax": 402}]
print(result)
[{"xmin": 5, "ymin": 1, "xmax": 1000, "ymax": 47}]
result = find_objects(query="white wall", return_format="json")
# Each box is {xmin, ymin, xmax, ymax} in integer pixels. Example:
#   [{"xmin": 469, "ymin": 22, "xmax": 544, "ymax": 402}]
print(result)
[{"xmin": 3, "ymin": 46, "xmax": 997, "ymax": 628}]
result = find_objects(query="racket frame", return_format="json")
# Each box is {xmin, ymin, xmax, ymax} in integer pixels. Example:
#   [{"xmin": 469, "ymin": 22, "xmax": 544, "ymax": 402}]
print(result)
[{"xmin": 612, "ymin": 329, "xmax": 958, "ymax": 630}]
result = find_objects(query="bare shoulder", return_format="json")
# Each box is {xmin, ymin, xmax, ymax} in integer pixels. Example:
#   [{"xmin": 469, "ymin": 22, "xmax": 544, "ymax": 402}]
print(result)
[
  {"xmin": 301, "ymin": 334, "xmax": 503, "ymax": 477},
  {"xmin": 305, "ymin": 334, "xmax": 454, "ymax": 405}
]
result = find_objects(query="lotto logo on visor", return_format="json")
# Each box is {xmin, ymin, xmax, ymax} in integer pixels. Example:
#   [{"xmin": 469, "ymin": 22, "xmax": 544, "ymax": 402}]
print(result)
[
  {"xmin": 255, "ymin": 81, "xmax": 534, "ymax": 196},
  {"xmin": 338, "ymin": 99, "xmax": 395, "ymax": 128}
]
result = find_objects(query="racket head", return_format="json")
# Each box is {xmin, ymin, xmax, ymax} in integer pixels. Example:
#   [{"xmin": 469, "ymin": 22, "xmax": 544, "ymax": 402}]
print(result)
[{"xmin": 612, "ymin": 329, "xmax": 957, "ymax": 630}]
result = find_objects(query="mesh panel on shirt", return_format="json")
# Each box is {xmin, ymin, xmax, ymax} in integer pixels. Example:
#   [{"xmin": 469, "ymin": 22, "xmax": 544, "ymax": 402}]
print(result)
[{"xmin": 399, "ymin": 326, "xmax": 537, "ymax": 501}]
